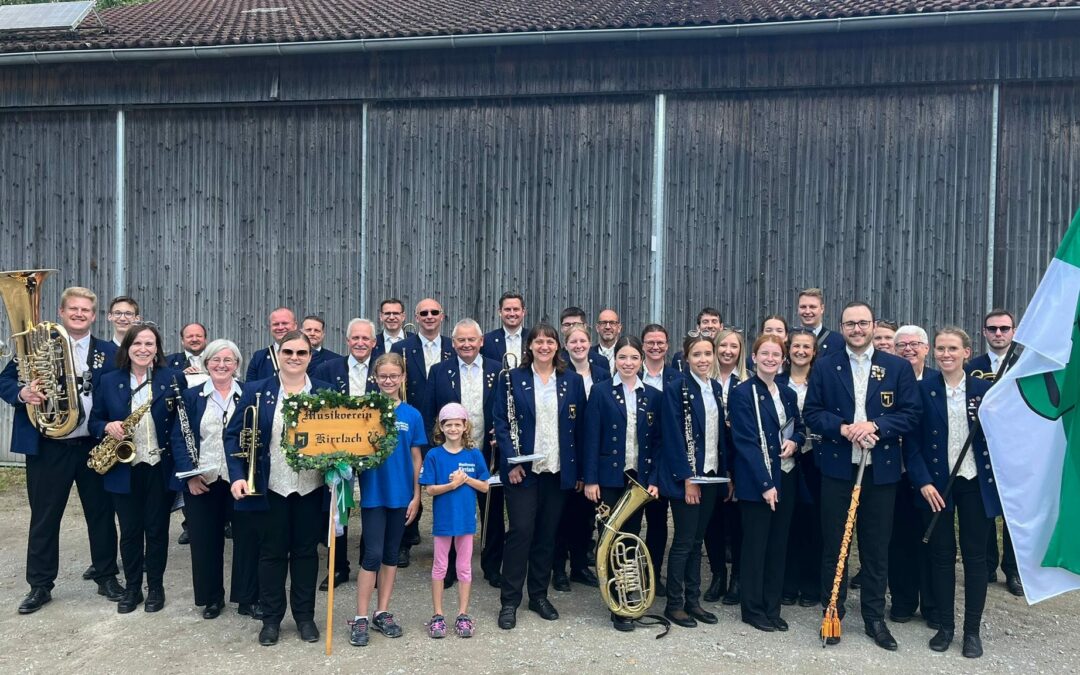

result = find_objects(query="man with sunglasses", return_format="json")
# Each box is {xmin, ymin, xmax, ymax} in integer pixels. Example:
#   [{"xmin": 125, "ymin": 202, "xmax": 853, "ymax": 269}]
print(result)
[
  {"xmin": 804, "ymin": 301, "xmax": 921, "ymax": 651},
  {"xmin": 1, "ymin": 286, "xmax": 123, "ymax": 614},
  {"xmin": 246, "ymin": 308, "xmax": 297, "ymax": 382},
  {"xmin": 966, "ymin": 309, "xmax": 1023, "ymax": 597},
  {"xmin": 391, "ymin": 298, "xmax": 453, "ymax": 566}
]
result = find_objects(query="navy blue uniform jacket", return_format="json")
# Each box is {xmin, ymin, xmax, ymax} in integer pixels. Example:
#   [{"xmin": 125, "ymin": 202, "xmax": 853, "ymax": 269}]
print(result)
[
  {"xmin": 902, "ymin": 372, "xmax": 1001, "ymax": 517},
  {"xmin": 0, "ymin": 335, "xmax": 117, "ymax": 455},
  {"xmin": 728, "ymin": 376, "xmax": 806, "ymax": 502},
  {"xmin": 311, "ymin": 356, "xmax": 379, "ymax": 396},
  {"xmin": 657, "ymin": 375, "xmax": 727, "ymax": 500},
  {"xmin": 492, "ymin": 367, "xmax": 587, "ymax": 490},
  {"xmin": 89, "ymin": 367, "xmax": 186, "ymax": 494},
  {"xmin": 582, "ymin": 378, "xmax": 662, "ymax": 488},
  {"xmin": 391, "ymin": 334, "xmax": 453, "ymax": 429},
  {"xmin": 426, "ymin": 356, "xmax": 501, "ymax": 444},
  {"xmin": 803, "ymin": 348, "xmax": 921, "ymax": 485}
]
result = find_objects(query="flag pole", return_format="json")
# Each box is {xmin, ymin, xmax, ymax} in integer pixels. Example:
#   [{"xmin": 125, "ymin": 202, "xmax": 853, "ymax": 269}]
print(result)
[
  {"xmin": 821, "ymin": 447, "xmax": 869, "ymax": 647},
  {"xmin": 921, "ymin": 340, "xmax": 1019, "ymax": 544},
  {"xmin": 326, "ymin": 480, "xmax": 337, "ymax": 656}
]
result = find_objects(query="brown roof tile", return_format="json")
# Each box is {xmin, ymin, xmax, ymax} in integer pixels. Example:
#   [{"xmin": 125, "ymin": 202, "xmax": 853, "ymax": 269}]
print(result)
[{"xmin": 0, "ymin": 0, "xmax": 1076, "ymax": 54}]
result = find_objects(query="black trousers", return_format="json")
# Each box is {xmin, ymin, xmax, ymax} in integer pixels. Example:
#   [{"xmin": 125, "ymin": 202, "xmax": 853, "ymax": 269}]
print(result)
[
  {"xmin": 182, "ymin": 478, "xmax": 232, "ymax": 606},
  {"xmin": 740, "ymin": 471, "xmax": 796, "ymax": 623},
  {"xmin": 987, "ymin": 517, "xmax": 1018, "ymax": 578},
  {"xmin": 112, "ymin": 462, "xmax": 175, "ymax": 590},
  {"xmin": 888, "ymin": 473, "xmax": 935, "ymax": 618},
  {"xmin": 819, "ymin": 465, "xmax": 895, "ymax": 623},
  {"xmin": 783, "ymin": 467, "xmax": 821, "ymax": 603},
  {"xmin": 704, "ymin": 494, "xmax": 741, "ymax": 581},
  {"xmin": 500, "ymin": 472, "xmax": 567, "ymax": 608},
  {"xmin": 478, "ymin": 486, "xmax": 505, "ymax": 580},
  {"xmin": 925, "ymin": 477, "xmax": 991, "ymax": 634},
  {"xmin": 666, "ymin": 484, "xmax": 718, "ymax": 612},
  {"xmin": 256, "ymin": 490, "xmax": 323, "ymax": 625},
  {"xmin": 25, "ymin": 436, "xmax": 118, "ymax": 589},
  {"xmin": 229, "ymin": 509, "xmax": 260, "ymax": 605},
  {"xmin": 644, "ymin": 496, "xmax": 669, "ymax": 577},
  {"xmin": 554, "ymin": 489, "xmax": 594, "ymax": 575}
]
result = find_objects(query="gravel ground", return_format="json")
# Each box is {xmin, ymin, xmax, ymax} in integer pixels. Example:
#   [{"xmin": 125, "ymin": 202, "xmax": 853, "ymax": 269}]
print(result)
[{"xmin": 0, "ymin": 481, "xmax": 1077, "ymax": 674}]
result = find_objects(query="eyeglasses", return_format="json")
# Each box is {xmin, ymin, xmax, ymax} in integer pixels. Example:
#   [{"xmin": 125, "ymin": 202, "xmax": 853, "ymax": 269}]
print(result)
[
  {"xmin": 596, "ymin": 321, "xmax": 620, "ymax": 327},
  {"xmin": 280, "ymin": 348, "xmax": 309, "ymax": 357},
  {"xmin": 984, "ymin": 325, "xmax": 1013, "ymax": 333},
  {"xmin": 110, "ymin": 311, "xmax": 137, "ymax": 319},
  {"xmin": 894, "ymin": 341, "xmax": 926, "ymax": 350},
  {"xmin": 206, "ymin": 357, "xmax": 237, "ymax": 365},
  {"xmin": 376, "ymin": 373, "xmax": 402, "ymax": 381},
  {"xmin": 841, "ymin": 320, "xmax": 873, "ymax": 330},
  {"xmin": 418, "ymin": 309, "xmax": 442, "ymax": 318},
  {"xmin": 643, "ymin": 340, "xmax": 667, "ymax": 348},
  {"xmin": 561, "ymin": 321, "xmax": 585, "ymax": 329}
]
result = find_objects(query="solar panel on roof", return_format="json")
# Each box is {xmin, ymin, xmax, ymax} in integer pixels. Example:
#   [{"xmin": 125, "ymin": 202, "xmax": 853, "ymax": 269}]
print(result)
[{"xmin": 0, "ymin": 1, "xmax": 96, "ymax": 33}]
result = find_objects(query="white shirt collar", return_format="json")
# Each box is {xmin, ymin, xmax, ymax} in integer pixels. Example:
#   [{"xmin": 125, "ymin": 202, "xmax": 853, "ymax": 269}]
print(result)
[
  {"xmin": 691, "ymin": 372, "xmax": 711, "ymax": 391},
  {"xmin": 504, "ymin": 327, "xmax": 521, "ymax": 339},
  {"xmin": 348, "ymin": 354, "xmax": 370, "ymax": 370},
  {"xmin": 420, "ymin": 335, "xmax": 441, "ymax": 349},
  {"xmin": 202, "ymin": 378, "xmax": 242, "ymax": 398},
  {"xmin": 71, "ymin": 334, "xmax": 91, "ymax": 350},
  {"xmin": 846, "ymin": 345, "xmax": 875, "ymax": 362},
  {"xmin": 458, "ymin": 356, "xmax": 480, "ymax": 372},
  {"xmin": 621, "ymin": 376, "xmax": 644, "ymax": 393}
]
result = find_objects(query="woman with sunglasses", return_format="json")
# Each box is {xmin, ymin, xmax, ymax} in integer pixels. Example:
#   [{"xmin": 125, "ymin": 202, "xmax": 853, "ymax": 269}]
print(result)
[
  {"xmin": 170, "ymin": 339, "xmax": 259, "ymax": 620},
  {"xmin": 703, "ymin": 328, "xmax": 746, "ymax": 605},
  {"xmin": 90, "ymin": 321, "xmax": 186, "ymax": 614},
  {"xmin": 493, "ymin": 324, "xmax": 587, "ymax": 630},
  {"xmin": 225, "ymin": 330, "xmax": 331, "ymax": 646},
  {"xmin": 778, "ymin": 328, "xmax": 822, "ymax": 607}
]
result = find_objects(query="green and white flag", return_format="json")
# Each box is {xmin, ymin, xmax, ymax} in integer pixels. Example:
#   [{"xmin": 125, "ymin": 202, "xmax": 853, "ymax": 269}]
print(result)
[{"xmin": 981, "ymin": 208, "xmax": 1080, "ymax": 603}]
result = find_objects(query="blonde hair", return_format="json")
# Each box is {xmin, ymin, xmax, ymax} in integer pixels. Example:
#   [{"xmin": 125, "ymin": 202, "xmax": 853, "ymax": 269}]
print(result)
[
  {"xmin": 60, "ymin": 286, "xmax": 97, "ymax": 309},
  {"xmin": 373, "ymin": 352, "xmax": 407, "ymax": 400},
  {"xmin": 432, "ymin": 417, "xmax": 477, "ymax": 449},
  {"xmin": 710, "ymin": 328, "xmax": 748, "ymax": 382}
]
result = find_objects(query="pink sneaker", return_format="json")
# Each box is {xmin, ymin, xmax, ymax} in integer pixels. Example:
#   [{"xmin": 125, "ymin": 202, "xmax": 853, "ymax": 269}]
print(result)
[
  {"xmin": 455, "ymin": 613, "xmax": 475, "ymax": 637},
  {"xmin": 427, "ymin": 614, "xmax": 447, "ymax": 639}
]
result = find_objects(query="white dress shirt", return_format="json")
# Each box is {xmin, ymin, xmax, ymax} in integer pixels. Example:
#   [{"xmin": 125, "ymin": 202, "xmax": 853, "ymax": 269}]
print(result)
[
  {"xmin": 197, "ymin": 380, "xmax": 242, "ymax": 483},
  {"xmin": 532, "ymin": 369, "xmax": 560, "ymax": 474},
  {"xmin": 847, "ymin": 346, "xmax": 875, "ymax": 465},
  {"xmin": 642, "ymin": 365, "xmax": 665, "ymax": 391},
  {"xmin": 268, "ymin": 379, "xmax": 322, "ymax": 497},
  {"xmin": 622, "ymin": 378, "xmax": 644, "ymax": 473},
  {"xmin": 130, "ymin": 372, "xmax": 161, "ymax": 466},
  {"xmin": 503, "ymin": 328, "xmax": 522, "ymax": 363},
  {"xmin": 348, "ymin": 355, "xmax": 371, "ymax": 396},
  {"xmin": 421, "ymin": 336, "xmax": 441, "ymax": 375},
  {"xmin": 772, "ymin": 387, "xmax": 794, "ymax": 473},
  {"xmin": 458, "ymin": 358, "xmax": 485, "ymax": 439},
  {"xmin": 67, "ymin": 335, "xmax": 93, "ymax": 439},
  {"xmin": 692, "ymin": 373, "xmax": 719, "ymax": 474},
  {"xmin": 946, "ymin": 379, "xmax": 977, "ymax": 480}
]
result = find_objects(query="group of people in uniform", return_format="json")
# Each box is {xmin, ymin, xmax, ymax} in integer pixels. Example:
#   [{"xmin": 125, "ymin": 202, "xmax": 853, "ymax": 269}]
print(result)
[{"xmin": 0, "ymin": 285, "xmax": 1022, "ymax": 658}]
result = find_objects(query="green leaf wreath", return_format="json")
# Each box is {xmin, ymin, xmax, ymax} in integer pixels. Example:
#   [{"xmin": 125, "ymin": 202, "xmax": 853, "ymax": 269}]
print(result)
[{"xmin": 280, "ymin": 389, "xmax": 398, "ymax": 473}]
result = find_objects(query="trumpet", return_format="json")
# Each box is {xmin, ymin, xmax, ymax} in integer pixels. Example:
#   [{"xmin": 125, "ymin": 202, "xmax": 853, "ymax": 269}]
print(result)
[
  {"xmin": 400, "ymin": 322, "xmax": 417, "ymax": 403},
  {"xmin": 233, "ymin": 392, "xmax": 262, "ymax": 496},
  {"xmin": 502, "ymin": 352, "xmax": 521, "ymax": 456}
]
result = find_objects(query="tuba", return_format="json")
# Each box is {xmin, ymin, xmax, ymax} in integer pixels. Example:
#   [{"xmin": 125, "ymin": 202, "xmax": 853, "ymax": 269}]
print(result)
[
  {"xmin": 595, "ymin": 476, "xmax": 657, "ymax": 619},
  {"xmin": 0, "ymin": 269, "xmax": 80, "ymax": 438}
]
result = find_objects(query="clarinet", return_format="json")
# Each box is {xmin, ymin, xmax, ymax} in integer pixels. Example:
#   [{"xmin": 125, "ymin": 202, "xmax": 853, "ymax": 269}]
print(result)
[
  {"xmin": 681, "ymin": 378, "xmax": 698, "ymax": 477},
  {"xmin": 171, "ymin": 380, "xmax": 199, "ymax": 470},
  {"xmin": 502, "ymin": 353, "xmax": 521, "ymax": 456}
]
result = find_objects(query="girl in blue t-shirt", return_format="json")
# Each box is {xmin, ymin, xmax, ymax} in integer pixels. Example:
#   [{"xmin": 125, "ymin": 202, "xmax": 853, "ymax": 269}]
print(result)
[
  {"xmin": 419, "ymin": 403, "xmax": 490, "ymax": 638},
  {"xmin": 349, "ymin": 353, "xmax": 426, "ymax": 648}
]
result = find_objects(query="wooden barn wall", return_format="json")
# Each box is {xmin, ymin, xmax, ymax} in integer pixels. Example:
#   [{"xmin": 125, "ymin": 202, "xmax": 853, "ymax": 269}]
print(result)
[
  {"xmin": 364, "ymin": 96, "xmax": 654, "ymax": 330},
  {"xmin": 662, "ymin": 85, "xmax": 994, "ymax": 337},
  {"xmin": 995, "ymin": 82, "xmax": 1080, "ymax": 318},
  {"xmin": 0, "ymin": 110, "xmax": 117, "ymax": 462}
]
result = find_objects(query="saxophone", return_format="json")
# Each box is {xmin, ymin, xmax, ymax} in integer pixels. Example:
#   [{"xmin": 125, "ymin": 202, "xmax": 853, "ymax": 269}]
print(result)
[
  {"xmin": 87, "ymin": 399, "xmax": 153, "ymax": 475},
  {"xmin": 595, "ymin": 476, "xmax": 657, "ymax": 618}
]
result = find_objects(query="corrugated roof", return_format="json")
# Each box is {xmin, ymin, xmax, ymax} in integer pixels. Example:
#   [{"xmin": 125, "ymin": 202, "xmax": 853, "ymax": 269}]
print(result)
[{"xmin": 0, "ymin": 0, "xmax": 1076, "ymax": 54}]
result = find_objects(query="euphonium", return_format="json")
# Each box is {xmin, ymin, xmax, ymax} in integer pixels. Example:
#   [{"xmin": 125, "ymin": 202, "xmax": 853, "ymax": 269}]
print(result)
[
  {"xmin": 595, "ymin": 476, "xmax": 657, "ymax": 619},
  {"xmin": 87, "ymin": 398, "xmax": 152, "ymax": 475},
  {"xmin": 232, "ymin": 392, "xmax": 262, "ymax": 495},
  {"xmin": 0, "ymin": 269, "xmax": 80, "ymax": 438}
]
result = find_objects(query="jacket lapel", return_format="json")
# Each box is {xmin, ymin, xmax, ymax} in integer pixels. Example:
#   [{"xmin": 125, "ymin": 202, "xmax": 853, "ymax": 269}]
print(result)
[
  {"xmin": 836, "ymin": 354, "xmax": 856, "ymax": 404},
  {"xmin": 753, "ymin": 379, "xmax": 780, "ymax": 428},
  {"xmin": 866, "ymin": 352, "xmax": 885, "ymax": 402},
  {"xmin": 612, "ymin": 381, "xmax": 628, "ymax": 419}
]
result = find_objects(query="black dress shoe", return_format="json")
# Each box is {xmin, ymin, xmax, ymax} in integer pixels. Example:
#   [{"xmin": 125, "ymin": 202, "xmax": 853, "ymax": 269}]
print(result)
[
  {"xmin": 988, "ymin": 570, "xmax": 999, "ymax": 583},
  {"xmin": 18, "ymin": 588, "xmax": 51, "ymax": 614},
  {"xmin": 552, "ymin": 573, "xmax": 571, "ymax": 592},
  {"xmin": 570, "ymin": 568, "xmax": 599, "ymax": 588},
  {"xmin": 703, "ymin": 576, "xmax": 726, "ymax": 603},
  {"xmin": 298, "ymin": 620, "xmax": 320, "ymax": 642},
  {"xmin": 929, "ymin": 628, "xmax": 954, "ymax": 652},
  {"xmin": 117, "ymin": 589, "xmax": 144, "ymax": 614},
  {"xmin": 528, "ymin": 597, "xmax": 559, "ymax": 621},
  {"xmin": 962, "ymin": 632, "xmax": 983, "ymax": 658},
  {"xmin": 655, "ymin": 579, "xmax": 667, "ymax": 597},
  {"xmin": 145, "ymin": 588, "xmax": 165, "ymax": 613},
  {"xmin": 238, "ymin": 602, "xmax": 264, "ymax": 619},
  {"xmin": 178, "ymin": 527, "xmax": 190, "ymax": 545},
  {"xmin": 612, "ymin": 614, "xmax": 635, "ymax": 632},
  {"xmin": 319, "ymin": 569, "xmax": 350, "ymax": 591},
  {"xmin": 771, "ymin": 617, "xmax": 789, "ymax": 632},
  {"xmin": 686, "ymin": 606, "xmax": 717, "ymax": 624},
  {"xmin": 743, "ymin": 617, "xmax": 775, "ymax": 632},
  {"xmin": 798, "ymin": 597, "xmax": 819, "ymax": 608},
  {"xmin": 664, "ymin": 608, "xmax": 697, "ymax": 628},
  {"xmin": 721, "ymin": 578, "xmax": 741, "ymax": 605},
  {"xmin": 849, "ymin": 570, "xmax": 863, "ymax": 590},
  {"xmin": 97, "ymin": 577, "xmax": 125, "ymax": 602},
  {"xmin": 203, "ymin": 601, "xmax": 224, "ymax": 619},
  {"xmin": 404, "ymin": 531, "xmax": 421, "ymax": 547},
  {"xmin": 781, "ymin": 595, "xmax": 797, "ymax": 606},
  {"xmin": 397, "ymin": 547, "xmax": 411, "ymax": 568},
  {"xmin": 224, "ymin": 522, "xmax": 233, "ymax": 539},
  {"xmin": 498, "ymin": 605, "xmax": 517, "ymax": 630},
  {"xmin": 889, "ymin": 610, "xmax": 914, "ymax": 623},
  {"xmin": 259, "ymin": 622, "xmax": 280, "ymax": 646},
  {"xmin": 1006, "ymin": 575, "xmax": 1025, "ymax": 597},
  {"xmin": 82, "ymin": 565, "xmax": 97, "ymax": 581},
  {"xmin": 825, "ymin": 635, "xmax": 840, "ymax": 645},
  {"xmin": 865, "ymin": 620, "xmax": 898, "ymax": 651}
]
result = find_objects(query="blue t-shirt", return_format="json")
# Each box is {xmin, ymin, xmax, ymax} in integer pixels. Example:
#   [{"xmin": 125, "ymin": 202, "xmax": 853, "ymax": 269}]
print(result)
[
  {"xmin": 359, "ymin": 402, "xmax": 427, "ymax": 509},
  {"xmin": 419, "ymin": 445, "xmax": 490, "ymax": 537}
]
